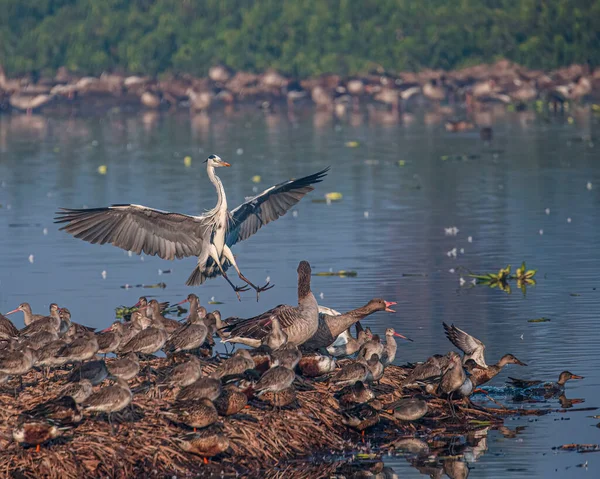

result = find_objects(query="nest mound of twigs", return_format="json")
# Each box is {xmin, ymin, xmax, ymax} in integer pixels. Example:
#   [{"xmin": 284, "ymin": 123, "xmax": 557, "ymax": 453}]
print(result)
[{"xmin": 0, "ymin": 357, "xmax": 519, "ymax": 478}]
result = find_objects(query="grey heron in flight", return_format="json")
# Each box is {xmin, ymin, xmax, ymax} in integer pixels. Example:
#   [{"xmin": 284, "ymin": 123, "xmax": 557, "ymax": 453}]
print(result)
[{"xmin": 55, "ymin": 155, "xmax": 329, "ymax": 300}]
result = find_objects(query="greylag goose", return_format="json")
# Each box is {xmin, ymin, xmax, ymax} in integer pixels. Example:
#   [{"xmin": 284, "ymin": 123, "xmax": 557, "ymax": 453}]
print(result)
[
  {"xmin": 302, "ymin": 298, "xmax": 397, "ymax": 350},
  {"xmin": 221, "ymin": 261, "xmax": 319, "ymax": 346}
]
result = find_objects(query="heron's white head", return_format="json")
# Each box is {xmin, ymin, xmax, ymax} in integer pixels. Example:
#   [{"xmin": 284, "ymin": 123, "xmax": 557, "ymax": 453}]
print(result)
[{"xmin": 205, "ymin": 154, "xmax": 230, "ymax": 168}]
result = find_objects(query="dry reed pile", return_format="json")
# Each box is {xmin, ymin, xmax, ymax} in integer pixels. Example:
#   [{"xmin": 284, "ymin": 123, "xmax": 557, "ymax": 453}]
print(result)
[{"xmin": 0, "ymin": 358, "xmax": 524, "ymax": 478}]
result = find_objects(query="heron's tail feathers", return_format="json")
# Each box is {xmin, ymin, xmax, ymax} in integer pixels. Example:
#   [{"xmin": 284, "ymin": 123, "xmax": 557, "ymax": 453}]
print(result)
[
  {"xmin": 185, "ymin": 265, "xmax": 206, "ymax": 286},
  {"xmin": 185, "ymin": 258, "xmax": 232, "ymax": 287}
]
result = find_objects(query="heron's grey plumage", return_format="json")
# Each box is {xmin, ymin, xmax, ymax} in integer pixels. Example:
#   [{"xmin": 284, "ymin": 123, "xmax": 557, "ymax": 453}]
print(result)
[{"xmin": 55, "ymin": 156, "xmax": 328, "ymax": 298}]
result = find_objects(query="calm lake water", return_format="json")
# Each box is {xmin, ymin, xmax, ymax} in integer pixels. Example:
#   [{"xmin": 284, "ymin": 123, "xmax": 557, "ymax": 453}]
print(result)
[{"xmin": 0, "ymin": 106, "xmax": 599, "ymax": 477}]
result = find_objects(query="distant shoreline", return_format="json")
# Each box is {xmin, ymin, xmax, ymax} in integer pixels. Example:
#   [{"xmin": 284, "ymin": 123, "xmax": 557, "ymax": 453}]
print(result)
[{"xmin": 1, "ymin": 60, "xmax": 599, "ymax": 116}]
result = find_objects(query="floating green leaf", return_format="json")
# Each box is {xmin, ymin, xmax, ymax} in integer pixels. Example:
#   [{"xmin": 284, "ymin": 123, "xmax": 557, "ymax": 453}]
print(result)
[
  {"xmin": 528, "ymin": 317, "xmax": 551, "ymax": 323},
  {"xmin": 314, "ymin": 270, "xmax": 358, "ymax": 277}
]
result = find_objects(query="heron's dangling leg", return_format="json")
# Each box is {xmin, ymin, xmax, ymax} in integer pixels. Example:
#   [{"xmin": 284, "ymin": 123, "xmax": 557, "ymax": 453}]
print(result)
[
  {"xmin": 208, "ymin": 245, "xmax": 249, "ymax": 301},
  {"xmin": 223, "ymin": 245, "xmax": 274, "ymax": 301}
]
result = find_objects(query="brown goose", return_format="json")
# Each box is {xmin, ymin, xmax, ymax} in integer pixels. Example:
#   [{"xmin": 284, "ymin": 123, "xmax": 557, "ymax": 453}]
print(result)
[
  {"xmin": 0, "ymin": 313, "xmax": 19, "ymax": 340},
  {"xmin": 6, "ymin": 303, "xmax": 58, "ymax": 327},
  {"xmin": 209, "ymin": 350, "xmax": 254, "ymax": 379},
  {"xmin": 302, "ymin": 299, "xmax": 397, "ymax": 350},
  {"xmin": 118, "ymin": 318, "xmax": 168, "ymax": 355},
  {"xmin": 221, "ymin": 261, "xmax": 319, "ymax": 346},
  {"xmin": 55, "ymin": 157, "xmax": 328, "ymax": 300}
]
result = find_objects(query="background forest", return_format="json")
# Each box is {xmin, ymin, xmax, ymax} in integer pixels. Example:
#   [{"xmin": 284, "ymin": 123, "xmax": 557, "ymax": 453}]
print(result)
[{"xmin": 1, "ymin": 0, "xmax": 599, "ymax": 77}]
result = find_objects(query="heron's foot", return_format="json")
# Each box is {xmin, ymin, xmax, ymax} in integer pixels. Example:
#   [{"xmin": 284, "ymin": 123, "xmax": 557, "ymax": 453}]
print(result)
[
  {"xmin": 253, "ymin": 282, "xmax": 275, "ymax": 301},
  {"xmin": 233, "ymin": 284, "xmax": 251, "ymax": 301}
]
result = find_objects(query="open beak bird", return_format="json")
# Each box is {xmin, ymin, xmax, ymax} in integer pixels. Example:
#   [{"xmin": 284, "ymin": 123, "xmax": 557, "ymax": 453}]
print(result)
[{"xmin": 55, "ymin": 155, "xmax": 329, "ymax": 301}]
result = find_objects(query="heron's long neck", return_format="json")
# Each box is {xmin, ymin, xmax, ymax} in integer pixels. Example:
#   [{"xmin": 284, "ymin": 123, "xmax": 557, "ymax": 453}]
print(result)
[{"xmin": 207, "ymin": 165, "xmax": 227, "ymax": 212}]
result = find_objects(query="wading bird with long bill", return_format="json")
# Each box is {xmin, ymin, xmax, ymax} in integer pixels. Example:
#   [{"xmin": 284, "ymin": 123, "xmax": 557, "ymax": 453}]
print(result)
[{"xmin": 55, "ymin": 155, "xmax": 328, "ymax": 300}]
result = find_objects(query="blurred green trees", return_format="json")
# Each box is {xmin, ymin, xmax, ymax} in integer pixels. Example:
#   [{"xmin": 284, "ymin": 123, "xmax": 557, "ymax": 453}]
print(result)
[{"xmin": 1, "ymin": 0, "xmax": 599, "ymax": 77}]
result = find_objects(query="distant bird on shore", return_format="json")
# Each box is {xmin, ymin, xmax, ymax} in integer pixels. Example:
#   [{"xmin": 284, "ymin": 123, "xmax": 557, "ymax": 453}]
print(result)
[{"xmin": 55, "ymin": 155, "xmax": 328, "ymax": 300}]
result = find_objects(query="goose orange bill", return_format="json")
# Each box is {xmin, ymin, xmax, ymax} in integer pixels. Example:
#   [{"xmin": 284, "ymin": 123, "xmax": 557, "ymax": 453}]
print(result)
[
  {"xmin": 393, "ymin": 331, "xmax": 413, "ymax": 342},
  {"xmin": 384, "ymin": 301, "xmax": 397, "ymax": 312}
]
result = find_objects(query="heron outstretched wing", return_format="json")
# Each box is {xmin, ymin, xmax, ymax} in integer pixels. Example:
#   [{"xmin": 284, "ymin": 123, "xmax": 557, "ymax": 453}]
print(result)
[
  {"xmin": 226, "ymin": 167, "xmax": 329, "ymax": 246},
  {"xmin": 54, "ymin": 205, "xmax": 210, "ymax": 260}
]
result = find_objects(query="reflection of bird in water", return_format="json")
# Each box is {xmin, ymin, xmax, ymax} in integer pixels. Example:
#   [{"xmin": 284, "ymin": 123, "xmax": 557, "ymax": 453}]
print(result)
[
  {"xmin": 558, "ymin": 394, "xmax": 584, "ymax": 408},
  {"xmin": 56, "ymin": 156, "xmax": 328, "ymax": 301}
]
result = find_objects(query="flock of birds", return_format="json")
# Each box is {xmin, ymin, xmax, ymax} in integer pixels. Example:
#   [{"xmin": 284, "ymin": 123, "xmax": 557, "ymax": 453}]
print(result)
[
  {"xmin": 0, "ymin": 152, "xmax": 586, "ymax": 468},
  {"xmin": 1, "ymin": 60, "xmax": 598, "ymax": 115},
  {"xmin": 0, "ymin": 259, "xmax": 584, "ymax": 459}
]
